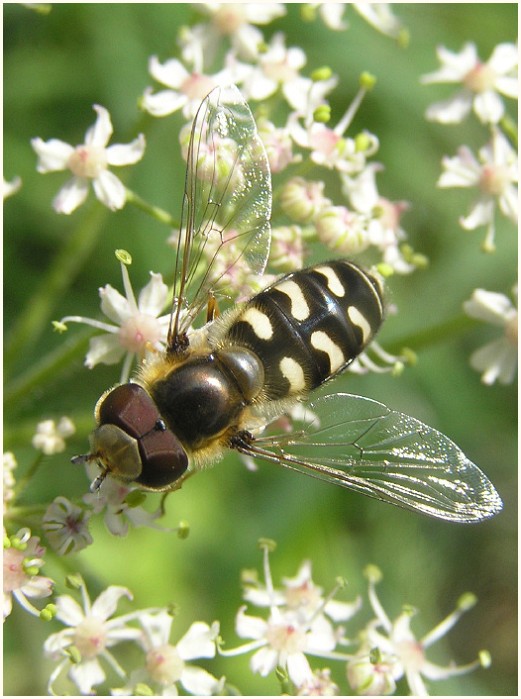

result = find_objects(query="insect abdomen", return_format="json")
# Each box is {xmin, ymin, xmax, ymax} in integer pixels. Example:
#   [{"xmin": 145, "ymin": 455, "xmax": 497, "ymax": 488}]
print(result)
[{"xmin": 223, "ymin": 260, "xmax": 384, "ymax": 400}]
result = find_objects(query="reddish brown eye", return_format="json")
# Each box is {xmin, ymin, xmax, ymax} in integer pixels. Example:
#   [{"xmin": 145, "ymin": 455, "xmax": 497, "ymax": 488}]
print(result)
[{"xmin": 97, "ymin": 383, "xmax": 188, "ymax": 489}]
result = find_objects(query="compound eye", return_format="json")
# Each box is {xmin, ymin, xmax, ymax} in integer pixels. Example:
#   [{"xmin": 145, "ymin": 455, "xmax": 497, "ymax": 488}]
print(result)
[
  {"xmin": 96, "ymin": 383, "xmax": 189, "ymax": 490},
  {"xmin": 135, "ymin": 425, "xmax": 189, "ymax": 489}
]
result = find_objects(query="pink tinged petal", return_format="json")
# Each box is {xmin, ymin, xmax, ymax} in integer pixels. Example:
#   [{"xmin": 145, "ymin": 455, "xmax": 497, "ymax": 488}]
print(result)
[
  {"xmin": 459, "ymin": 198, "xmax": 494, "ymax": 229},
  {"xmin": 106, "ymin": 134, "xmax": 146, "ymax": 166},
  {"xmin": 69, "ymin": 657, "xmax": 106, "ymax": 694},
  {"xmin": 92, "ymin": 169, "xmax": 126, "ymax": 210},
  {"xmin": 488, "ymin": 43, "xmax": 518, "ymax": 74},
  {"xmin": 85, "ymin": 334, "xmax": 125, "ymax": 368},
  {"xmin": 142, "ymin": 88, "xmax": 189, "ymax": 117},
  {"xmin": 149, "ymin": 55, "xmax": 188, "ymax": 88},
  {"xmin": 180, "ymin": 665, "xmax": 220, "ymax": 695},
  {"xmin": 473, "ymin": 90, "xmax": 504, "ymax": 124},
  {"xmin": 53, "ymin": 177, "xmax": 89, "ymax": 214},
  {"xmin": 31, "ymin": 138, "xmax": 74, "ymax": 172},
  {"xmin": 235, "ymin": 606, "xmax": 268, "ymax": 640},
  {"xmin": 425, "ymin": 92, "xmax": 472, "ymax": 123},
  {"xmin": 21, "ymin": 576, "xmax": 54, "ymax": 599},
  {"xmin": 250, "ymin": 645, "xmax": 278, "ymax": 676},
  {"xmin": 138, "ymin": 273, "xmax": 169, "ymax": 315},
  {"xmin": 287, "ymin": 651, "xmax": 313, "ymax": 686},
  {"xmin": 91, "ymin": 585, "xmax": 132, "ymax": 620},
  {"xmin": 177, "ymin": 622, "xmax": 216, "ymax": 660},
  {"xmin": 85, "ymin": 105, "xmax": 113, "ymax": 147}
]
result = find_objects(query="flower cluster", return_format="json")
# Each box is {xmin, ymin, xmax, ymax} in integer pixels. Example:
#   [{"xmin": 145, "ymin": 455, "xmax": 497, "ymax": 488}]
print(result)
[
  {"xmin": 421, "ymin": 40, "xmax": 517, "ymax": 384},
  {"xmin": 4, "ymin": 4, "xmax": 512, "ymax": 695},
  {"xmin": 43, "ymin": 575, "xmax": 221, "ymax": 695},
  {"xmin": 218, "ymin": 542, "xmax": 489, "ymax": 696}
]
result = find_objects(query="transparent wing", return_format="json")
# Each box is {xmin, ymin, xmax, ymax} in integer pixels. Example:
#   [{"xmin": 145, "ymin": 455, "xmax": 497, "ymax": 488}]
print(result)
[
  {"xmin": 236, "ymin": 393, "xmax": 503, "ymax": 523},
  {"xmin": 169, "ymin": 85, "xmax": 272, "ymax": 348}
]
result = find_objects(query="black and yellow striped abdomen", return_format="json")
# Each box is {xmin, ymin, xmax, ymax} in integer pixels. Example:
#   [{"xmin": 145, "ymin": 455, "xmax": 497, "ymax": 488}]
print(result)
[{"xmin": 223, "ymin": 260, "xmax": 384, "ymax": 400}]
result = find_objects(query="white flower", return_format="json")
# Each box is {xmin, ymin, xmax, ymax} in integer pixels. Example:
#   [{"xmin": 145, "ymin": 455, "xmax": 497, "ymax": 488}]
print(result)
[
  {"xmin": 32, "ymin": 416, "xmax": 76, "ymax": 455},
  {"xmin": 82, "ymin": 462, "xmax": 167, "ymax": 536},
  {"xmin": 342, "ymin": 164, "xmax": 414, "ymax": 273},
  {"xmin": 196, "ymin": 3, "xmax": 286, "ymax": 61},
  {"xmin": 240, "ymin": 32, "xmax": 307, "ymax": 104},
  {"xmin": 44, "ymin": 578, "xmax": 143, "ymax": 695},
  {"xmin": 3, "ymin": 175, "xmax": 22, "ymax": 199},
  {"xmin": 289, "ymin": 114, "xmax": 378, "ymax": 174},
  {"xmin": 43, "ymin": 497, "xmax": 93, "ymax": 554},
  {"xmin": 4, "ymin": 528, "xmax": 54, "ymax": 620},
  {"xmin": 58, "ymin": 253, "xmax": 170, "ymax": 382},
  {"xmin": 3, "ymin": 452, "xmax": 17, "ymax": 508},
  {"xmin": 437, "ymin": 128, "xmax": 518, "ymax": 251},
  {"xmin": 257, "ymin": 116, "xmax": 300, "ymax": 173},
  {"xmin": 221, "ymin": 545, "xmax": 354, "ymax": 688},
  {"xmin": 31, "ymin": 105, "xmax": 145, "ymax": 214},
  {"xmin": 463, "ymin": 286, "xmax": 517, "ymax": 385},
  {"xmin": 347, "ymin": 566, "xmax": 490, "ymax": 696},
  {"xmin": 352, "ymin": 3, "xmax": 403, "ymax": 38},
  {"xmin": 112, "ymin": 611, "xmax": 222, "ymax": 696},
  {"xmin": 421, "ymin": 42, "xmax": 518, "ymax": 124},
  {"xmin": 141, "ymin": 53, "xmax": 241, "ymax": 118}
]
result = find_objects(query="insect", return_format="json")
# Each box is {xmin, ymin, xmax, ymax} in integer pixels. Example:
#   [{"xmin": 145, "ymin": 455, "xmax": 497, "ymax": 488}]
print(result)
[{"xmin": 73, "ymin": 85, "xmax": 503, "ymax": 523}]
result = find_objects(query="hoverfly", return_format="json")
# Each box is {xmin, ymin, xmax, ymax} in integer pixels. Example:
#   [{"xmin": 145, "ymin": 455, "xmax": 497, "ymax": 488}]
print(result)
[{"xmin": 73, "ymin": 85, "xmax": 502, "ymax": 524}]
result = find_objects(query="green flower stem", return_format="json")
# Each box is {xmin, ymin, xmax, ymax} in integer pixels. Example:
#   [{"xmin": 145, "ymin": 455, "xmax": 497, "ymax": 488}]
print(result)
[
  {"xmin": 4, "ymin": 328, "xmax": 92, "ymax": 411},
  {"xmin": 386, "ymin": 314, "xmax": 476, "ymax": 355},
  {"xmin": 5, "ymin": 202, "xmax": 107, "ymax": 375},
  {"xmin": 125, "ymin": 188, "xmax": 178, "ymax": 227},
  {"xmin": 13, "ymin": 454, "xmax": 45, "ymax": 500}
]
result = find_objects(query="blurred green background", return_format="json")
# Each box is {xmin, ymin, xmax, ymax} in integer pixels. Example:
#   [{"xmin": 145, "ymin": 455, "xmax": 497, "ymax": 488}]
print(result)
[{"xmin": 4, "ymin": 4, "xmax": 517, "ymax": 696}]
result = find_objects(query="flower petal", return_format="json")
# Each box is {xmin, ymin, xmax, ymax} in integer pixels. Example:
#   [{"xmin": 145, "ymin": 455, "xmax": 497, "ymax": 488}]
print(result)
[
  {"xmin": 473, "ymin": 90, "xmax": 504, "ymax": 124},
  {"xmin": 69, "ymin": 657, "xmax": 106, "ymax": 694},
  {"xmin": 85, "ymin": 333, "xmax": 125, "ymax": 368},
  {"xmin": 180, "ymin": 665, "xmax": 221, "ymax": 695},
  {"xmin": 142, "ymin": 88, "xmax": 188, "ymax": 117},
  {"xmin": 425, "ymin": 92, "xmax": 472, "ymax": 123},
  {"xmin": 106, "ymin": 134, "xmax": 146, "ymax": 166},
  {"xmin": 287, "ymin": 651, "xmax": 313, "ymax": 687},
  {"xmin": 250, "ymin": 645, "xmax": 278, "ymax": 676},
  {"xmin": 177, "ymin": 621, "xmax": 217, "ymax": 660},
  {"xmin": 149, "ymin": 55, "xmax": 188, "ymax": 88},
  {"xmin": 488, "ymin": 42, "xmax": 518, "ymax": 75},
  {"xmin": 53, "ymin": 177, "xmax": 89, "ymax": 214},
  {"xmin": 91, "ymin": 585, "xmax": 132, "ymax": 620},
  {"xmin": 85, "ymin": 105, "xmax": 113, "ymax": 147},
  {"xmin": 235, "ymin": 605, "xmax": 267, "ymax": 640},
  {"xmin": 55, "ymin": 593, "xmax": 86, "ymax": 626},
  {"xmin": 138, "ymin": 272, "xmax": 169, "ymax": 316},
  {"xmin": 31, "ymin": 137, "xmax": 74, "ymax": 172},
  {"xmin": 92, "ymin": 169, "xmax": 126, "ymax": 210}
]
